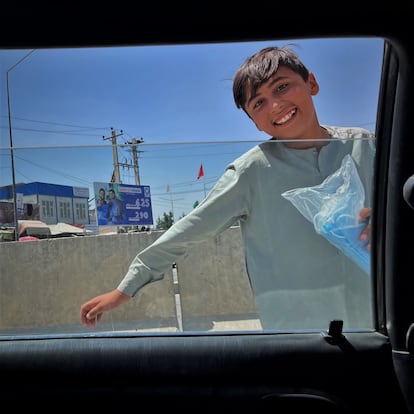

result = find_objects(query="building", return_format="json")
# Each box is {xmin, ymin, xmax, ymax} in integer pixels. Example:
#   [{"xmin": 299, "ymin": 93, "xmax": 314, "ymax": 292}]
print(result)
[{"xmin": 0, "ymin": 182, "xmax": 90, "ymax": 226}]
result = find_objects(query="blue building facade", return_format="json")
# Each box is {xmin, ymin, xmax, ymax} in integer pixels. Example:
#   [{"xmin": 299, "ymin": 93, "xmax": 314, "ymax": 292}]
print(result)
[{"xmin": 0, "ymin": 182, "xmax": 90, "ymax": 226}]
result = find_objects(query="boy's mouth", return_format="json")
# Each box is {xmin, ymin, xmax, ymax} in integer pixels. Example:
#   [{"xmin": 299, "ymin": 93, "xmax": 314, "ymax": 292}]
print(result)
[{"xmin": 273, "ymin": 108, "xmax": 296, "ymax": 126}]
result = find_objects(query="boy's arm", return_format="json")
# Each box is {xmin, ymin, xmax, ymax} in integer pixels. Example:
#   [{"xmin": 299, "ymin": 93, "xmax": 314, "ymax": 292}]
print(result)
[{"xmin": 118, "ymin": 167, "xmax": 249, "ymax": 297}]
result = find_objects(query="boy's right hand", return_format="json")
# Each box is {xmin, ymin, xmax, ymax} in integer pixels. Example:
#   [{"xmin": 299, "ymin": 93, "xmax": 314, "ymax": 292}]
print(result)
[
  {"xmin": 358, "ymin": 207, "xmax": 371, "ymax": 251},
  {"xmin": 80, "ymin": 289, "xmax": 132, "ymax": 327}
]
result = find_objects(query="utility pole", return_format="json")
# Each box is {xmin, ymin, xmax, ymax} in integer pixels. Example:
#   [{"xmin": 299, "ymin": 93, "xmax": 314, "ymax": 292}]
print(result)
[
  {"xmin": 103, "ymin": 127, "xmax": 123, "ymax": 183},
  {"xmin": 129, "ymin": 137, "xmax": 144, "ymax": 185},
  {"xmin": 119, "ymin": 137, "xmax": 144, "ymax": 185}
]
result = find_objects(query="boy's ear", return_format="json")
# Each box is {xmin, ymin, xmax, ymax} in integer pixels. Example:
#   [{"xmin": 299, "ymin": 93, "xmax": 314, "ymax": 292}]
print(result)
[{"xmin": 308, "ymin": 72, "xmax": 320, "ymax": 96}]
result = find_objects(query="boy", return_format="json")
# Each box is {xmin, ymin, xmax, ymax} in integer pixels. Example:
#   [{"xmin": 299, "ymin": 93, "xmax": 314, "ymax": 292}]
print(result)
[{"xmin": 80, "ymin": 45, "xmax": 375, "ymax": 330}]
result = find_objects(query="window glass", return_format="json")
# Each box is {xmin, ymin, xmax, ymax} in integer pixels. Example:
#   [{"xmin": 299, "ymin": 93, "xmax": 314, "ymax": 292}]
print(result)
[{"xmin": 0, "ymin": 38, "xmax": 383, "ymax": 335}]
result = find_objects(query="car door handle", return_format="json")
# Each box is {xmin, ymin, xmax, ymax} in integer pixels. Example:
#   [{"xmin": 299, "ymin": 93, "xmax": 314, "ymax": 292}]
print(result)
[
  {"xmin": 406, "ymin": 323, "xmax": 414, "ymax": 353},
  {"xmin": 403, "ymin": 175, "xmax": 414, "ymax": 209}
]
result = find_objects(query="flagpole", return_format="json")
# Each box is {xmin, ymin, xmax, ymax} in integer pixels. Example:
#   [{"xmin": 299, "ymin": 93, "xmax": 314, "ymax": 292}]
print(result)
[{"xmin": 197, "ymin": 163, "xmax": 206, "ymax": 198}]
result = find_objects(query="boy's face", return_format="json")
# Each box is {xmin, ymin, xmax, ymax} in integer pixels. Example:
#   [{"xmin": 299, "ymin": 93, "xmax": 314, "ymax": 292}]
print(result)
[{"xmin": 243, "ymin": 66, "xmax": 322, "ymax": 146}]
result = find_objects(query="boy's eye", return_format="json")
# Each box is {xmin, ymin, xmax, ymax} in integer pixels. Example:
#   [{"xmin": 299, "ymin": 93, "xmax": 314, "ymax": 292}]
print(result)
[
  {"xmin": 253, "ymin": 99, "xmax": 263, "ymax": 109},
  {"xmin": 275, "ymin": 83, "xmax": 288, "ymax": 93}
]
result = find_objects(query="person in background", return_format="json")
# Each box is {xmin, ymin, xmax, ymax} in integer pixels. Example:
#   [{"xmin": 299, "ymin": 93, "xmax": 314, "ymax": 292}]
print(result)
[
  {"xmin": 81, "ymin": 45, "xmax": 375, "ymax": 330},
  {"xmin": 106, "ymin": 189, "xmax": 123, "ymax": 225},
  {"xmin": 96, "ymin": 188, "xmax": 108, "ymax": 225}
]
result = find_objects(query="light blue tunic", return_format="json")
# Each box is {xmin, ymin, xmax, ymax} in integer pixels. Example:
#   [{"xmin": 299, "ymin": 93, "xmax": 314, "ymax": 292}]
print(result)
[{"xmin": 118, "ymin": 126, "xmax": 376, "ymax": 330}]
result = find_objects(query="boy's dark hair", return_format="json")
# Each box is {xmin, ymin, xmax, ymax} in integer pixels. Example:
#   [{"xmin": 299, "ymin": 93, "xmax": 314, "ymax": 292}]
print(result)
[{"xmin": 233, "ymin": 45, "xmax": 310, "ymax": 111}]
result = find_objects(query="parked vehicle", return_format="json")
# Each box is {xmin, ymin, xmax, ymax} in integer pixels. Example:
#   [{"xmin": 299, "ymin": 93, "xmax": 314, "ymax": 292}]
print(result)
[{"xmin": 0, "ymin": 3, "xmax": 412, "ymax": 413}]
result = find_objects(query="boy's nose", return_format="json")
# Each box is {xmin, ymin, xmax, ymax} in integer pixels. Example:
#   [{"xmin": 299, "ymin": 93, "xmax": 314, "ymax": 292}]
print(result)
[
  {"xmin": 270, "ymin": 99, "xmax": 283, "ymax": 113},
  {"xmin": 271, "ymin": 97, "xmax": 281, "ymax": 108}
]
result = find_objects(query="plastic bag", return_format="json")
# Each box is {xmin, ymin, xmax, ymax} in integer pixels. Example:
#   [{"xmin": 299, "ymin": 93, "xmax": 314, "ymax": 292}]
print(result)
[{"xmin": 281, "ymin": 154, "xmax": 370, "ymax": 275}]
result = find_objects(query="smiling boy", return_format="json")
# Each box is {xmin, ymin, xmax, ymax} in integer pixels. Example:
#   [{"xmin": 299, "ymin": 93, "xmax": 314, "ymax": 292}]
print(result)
[{"xmin": 81, "ymin": 45, "xmax": 375, "ymax": 330}]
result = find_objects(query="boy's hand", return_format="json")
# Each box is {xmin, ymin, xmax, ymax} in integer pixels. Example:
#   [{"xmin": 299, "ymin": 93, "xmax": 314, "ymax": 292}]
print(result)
[
  {"xmin": 358, "ymin": 207, "xmax": 371, "ymax": 251},
  {"xmin": 80, "ymin": 289, "xmax": 131, "ymax": 327}
]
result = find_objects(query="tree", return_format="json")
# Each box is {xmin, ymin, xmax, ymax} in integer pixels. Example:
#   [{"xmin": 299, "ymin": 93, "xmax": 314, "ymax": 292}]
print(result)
[{"xmin": 156, "ymin": 211, "xmax": 174, "ymax": 230}]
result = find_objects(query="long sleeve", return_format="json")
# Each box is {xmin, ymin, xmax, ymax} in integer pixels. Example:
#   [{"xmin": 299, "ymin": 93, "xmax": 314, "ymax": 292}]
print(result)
[{"xmin": 117, "ymin": 166, "xmax": 251, "ymax": 296}]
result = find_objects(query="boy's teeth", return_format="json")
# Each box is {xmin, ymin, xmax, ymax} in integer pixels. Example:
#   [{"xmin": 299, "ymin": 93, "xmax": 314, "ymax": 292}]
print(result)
[{"xmin": 275, "ymin": 109, "xmax": 295, "ymax": 125}]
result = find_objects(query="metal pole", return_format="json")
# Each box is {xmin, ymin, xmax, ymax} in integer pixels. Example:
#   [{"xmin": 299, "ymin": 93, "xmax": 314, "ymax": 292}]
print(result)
[
  {"xmin": 5, "ymin": 50, "xmax": 36, "ymax": 241},
  {"xmin": 6, "ymin": 71, "xmax": 19, "ymax": 241}
]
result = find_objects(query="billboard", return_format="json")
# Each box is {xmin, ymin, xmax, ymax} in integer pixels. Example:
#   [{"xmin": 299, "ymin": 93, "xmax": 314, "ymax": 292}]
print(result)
[{"xmin": 93, "ymin": 182, "xmax": 153, "ymax": 227}]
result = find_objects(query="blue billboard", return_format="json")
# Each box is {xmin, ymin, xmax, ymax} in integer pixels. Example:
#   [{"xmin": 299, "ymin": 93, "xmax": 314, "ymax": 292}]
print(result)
[{"xmin": 93, "ymin": 182, "xmax": 153, "ymax": 226}]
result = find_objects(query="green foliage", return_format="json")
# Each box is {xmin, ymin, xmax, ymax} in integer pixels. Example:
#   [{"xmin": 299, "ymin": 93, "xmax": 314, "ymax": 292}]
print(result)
[{"xmin": 156, "ymin": 211, "xmax": 174, "ymax": 230}]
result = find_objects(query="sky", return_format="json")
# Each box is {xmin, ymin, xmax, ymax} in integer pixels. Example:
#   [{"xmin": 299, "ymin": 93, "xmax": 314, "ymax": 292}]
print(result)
[{"xmin": 0, "ymin": 37, "xmax": 384, "ymax": 223}]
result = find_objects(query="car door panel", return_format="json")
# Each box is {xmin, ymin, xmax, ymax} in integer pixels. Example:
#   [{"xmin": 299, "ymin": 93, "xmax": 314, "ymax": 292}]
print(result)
[{"xmin": 0, "ymin": 331, "xmax": 408, "ymax": 412}]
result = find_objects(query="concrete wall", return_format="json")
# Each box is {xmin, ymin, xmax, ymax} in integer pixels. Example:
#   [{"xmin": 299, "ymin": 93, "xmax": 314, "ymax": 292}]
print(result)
[{"xmin": 0, "ymin": 226, "xmax": 259, "ymax": 333}]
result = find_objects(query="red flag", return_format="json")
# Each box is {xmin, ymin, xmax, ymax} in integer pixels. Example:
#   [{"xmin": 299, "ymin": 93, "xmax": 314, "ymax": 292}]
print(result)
[{"xmin": 197, "ymin": 164, "xmax": 204, "ymax": 179}]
